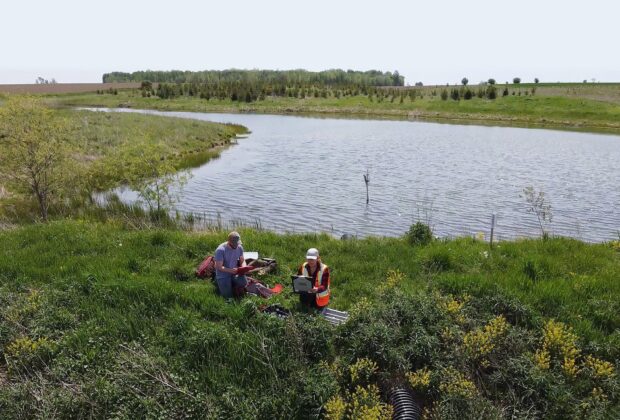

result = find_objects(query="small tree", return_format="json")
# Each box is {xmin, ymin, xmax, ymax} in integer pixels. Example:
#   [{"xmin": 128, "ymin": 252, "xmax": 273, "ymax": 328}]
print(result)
[
  {"xmin": 461, "ymin": 77, "xmax": 469, "ymax": 86},
  {"xmin": 488, "ymin": 78, "xmax": 496, "ymax": 85},
  {"xmin": 513, "ymin": 77, "xmax": 521, "ymax": 84},
  {"xmin": 440, "ymin": 89, "xmax": 448, "ymax": 100},
  {"xmin": 124, "ymin": 144, "xmax": 190, "ymax": 214},
  {"xmin": 0, "ymin": 96, "xmax": 74, "ymax": 221},
  {"xmin": 486, "ymin": 85, "xmax": 497, "ymax": 99},
  {"xmin": 534, "ymin": 78, "xmax": 539, "ymax": 83},
  {"xmin": 521, "ymin": 187, "xmax": 552, "ymax": 238}
]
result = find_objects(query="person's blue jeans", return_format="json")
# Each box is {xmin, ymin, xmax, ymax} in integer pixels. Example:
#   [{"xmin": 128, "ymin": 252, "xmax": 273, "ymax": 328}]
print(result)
[{"xmin": 216, "ymin": 273, "xmax": 247, "ymax": 298}]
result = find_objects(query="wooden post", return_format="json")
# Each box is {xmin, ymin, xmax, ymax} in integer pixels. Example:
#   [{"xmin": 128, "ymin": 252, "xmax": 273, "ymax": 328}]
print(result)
[
  {"xmin": 363, "ymin": 170, "xmax": 370, "ymax": 204},
  {"xmin": 490, "ymin": 214, "xmax": 496, "ymax": 248}
]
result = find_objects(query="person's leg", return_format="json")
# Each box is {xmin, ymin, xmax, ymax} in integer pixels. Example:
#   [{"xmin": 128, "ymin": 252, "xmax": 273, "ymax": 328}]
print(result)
[
  {"xmin": 231, "ymin": 275, "xmax": 247, "ymax": 297},
  {"xmin": 216, "ymin": 273, "xmax": 233, "ymax": 298},
  {"xmin": 232, "ymin": 274, "xmax": 248, "ymax": 288}
]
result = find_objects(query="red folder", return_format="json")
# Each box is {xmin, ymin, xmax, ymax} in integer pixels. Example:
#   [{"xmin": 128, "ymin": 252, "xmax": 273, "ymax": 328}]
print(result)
[{"xmin": 236, "ymin": 266, "xmax": 258, "ymax": 275}]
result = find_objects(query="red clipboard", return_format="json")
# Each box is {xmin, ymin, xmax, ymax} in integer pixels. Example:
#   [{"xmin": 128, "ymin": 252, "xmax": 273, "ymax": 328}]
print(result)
[{"xmin": 236, "ymin": 266, "xmax": 258, "ymax": 275}]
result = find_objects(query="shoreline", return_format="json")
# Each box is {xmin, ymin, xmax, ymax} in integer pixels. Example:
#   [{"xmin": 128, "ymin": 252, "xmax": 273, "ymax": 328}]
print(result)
[{"xmin": 58, "ymin": 98, "xmax": 620, "ymax": 136}]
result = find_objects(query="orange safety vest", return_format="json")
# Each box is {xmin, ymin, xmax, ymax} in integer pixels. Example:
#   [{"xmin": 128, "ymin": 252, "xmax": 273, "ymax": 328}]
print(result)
[{"xmin": 302, "ymin": 262, "xmax": 330, "ymax": 307}]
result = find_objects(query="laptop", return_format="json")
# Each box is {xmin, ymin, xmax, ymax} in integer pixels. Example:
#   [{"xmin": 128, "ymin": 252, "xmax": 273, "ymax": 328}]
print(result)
[{"xmin": 291, "ymin": 275, "xmax": 313, "ymax": 293}]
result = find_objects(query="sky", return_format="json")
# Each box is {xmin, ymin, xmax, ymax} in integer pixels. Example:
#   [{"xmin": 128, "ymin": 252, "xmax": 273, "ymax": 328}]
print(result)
[{"xmin": 1, "ymin": 0, "xmax": 619, "ymax": 85}]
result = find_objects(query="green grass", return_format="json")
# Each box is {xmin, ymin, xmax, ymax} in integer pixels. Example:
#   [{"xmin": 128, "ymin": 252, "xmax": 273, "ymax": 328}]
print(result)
[
  {"xmin": 49, "ymin": 84, "xmax": 620, "ymax": 134},
  {"xmin": 0, "ymin": 108, "xmax": 247, "ymax": 222},
  {"xmin": 1, "ymin": 220, "xmax": 619, "ymax": 417},
  {"xmin": 61, "ymin": 108, "xmax": 247, "ymax": 172}
]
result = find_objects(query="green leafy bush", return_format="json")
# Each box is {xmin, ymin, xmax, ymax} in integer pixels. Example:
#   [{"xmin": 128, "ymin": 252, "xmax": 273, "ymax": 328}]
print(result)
[{"xmin": 406, "ymin": 222, "xmax": 433, "ymax": 246}]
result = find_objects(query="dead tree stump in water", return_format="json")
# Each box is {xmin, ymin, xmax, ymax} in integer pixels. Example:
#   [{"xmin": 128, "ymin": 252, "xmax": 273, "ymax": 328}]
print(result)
[{"xmin": 363, "ymin": 170, "xmax": 370, "ymax": 204}]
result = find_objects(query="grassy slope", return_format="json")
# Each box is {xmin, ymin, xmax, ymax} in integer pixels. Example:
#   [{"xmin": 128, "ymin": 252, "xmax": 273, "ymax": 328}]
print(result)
[
  {"xmin": 0, "ymin": 221, "xmax": 619, "ymax": 416},
  {"xmin": 50, "ymin": 85, "xmax": 620, "ymax": 133},
  {"xmin": 0, "ymin": 109, "xmax": 247, "ymax": 221},
  {"xmin": 56, "ymin": 109, "xmax": 247, "ymax": 176}
]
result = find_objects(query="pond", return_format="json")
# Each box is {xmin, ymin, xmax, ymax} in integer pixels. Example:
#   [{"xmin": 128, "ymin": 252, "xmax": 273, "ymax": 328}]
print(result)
[{"xmin": 92, "ymin": 108, "xmax": 620, "ymax": 242}]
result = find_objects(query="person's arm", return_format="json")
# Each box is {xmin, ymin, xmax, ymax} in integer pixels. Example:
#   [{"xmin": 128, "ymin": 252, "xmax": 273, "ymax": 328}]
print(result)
[
  {"xmin": 297, "ymin": 264, "xmax": 303, "ymax": 275},
  {"xmin": 238, "ymin": 246, "xmax": 246, "ymax": 268},
  {"xmin": 215, "ymin": 259, "xmax": 238, "ymax": 274},
  {"xmin": 316, "ymin": 266, "xmax": 330, "ymax": 292}
]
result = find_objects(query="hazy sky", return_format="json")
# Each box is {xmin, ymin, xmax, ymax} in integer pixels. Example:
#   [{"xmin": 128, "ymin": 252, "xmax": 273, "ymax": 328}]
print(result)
[{"xmin": 1, "ymin": 0, "xmax": 618, "ymax": 85}]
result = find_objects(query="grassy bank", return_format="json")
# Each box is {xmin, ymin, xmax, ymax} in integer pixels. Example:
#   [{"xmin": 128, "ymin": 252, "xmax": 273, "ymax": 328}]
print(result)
[
  {"xmin": 0, "ymin": 105, "xmax": 247, "ymax": 222},
  {"xmin": 1, "ymin": 220, "xmax": 619, "ymax": 418},
  {"xmin": 50, "ymin": 84, "xmax": 620, "ymax": 134}
]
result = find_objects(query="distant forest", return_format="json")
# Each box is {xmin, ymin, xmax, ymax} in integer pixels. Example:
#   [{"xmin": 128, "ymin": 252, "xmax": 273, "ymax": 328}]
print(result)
[{"xmin": 102, "ymin": 69, "xmax": 404, "ymax": 87}]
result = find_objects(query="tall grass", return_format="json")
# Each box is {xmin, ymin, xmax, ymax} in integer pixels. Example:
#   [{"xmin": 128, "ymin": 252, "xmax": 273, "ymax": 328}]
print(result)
[{"xmin": 0, "ymin": 221, "xmax": 619, "ymax": 417}]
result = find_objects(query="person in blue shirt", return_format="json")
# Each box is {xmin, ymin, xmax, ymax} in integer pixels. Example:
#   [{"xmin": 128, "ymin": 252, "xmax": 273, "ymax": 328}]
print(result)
[{"xmin": 214, "ymin": 231, "xmax": 247, "ymax": 298}]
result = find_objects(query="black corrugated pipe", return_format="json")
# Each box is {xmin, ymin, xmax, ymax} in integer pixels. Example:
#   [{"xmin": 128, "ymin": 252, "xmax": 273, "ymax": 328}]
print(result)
[{"xmin": 389, "ymin": 386, "xmax": 422, "ymax": 420}]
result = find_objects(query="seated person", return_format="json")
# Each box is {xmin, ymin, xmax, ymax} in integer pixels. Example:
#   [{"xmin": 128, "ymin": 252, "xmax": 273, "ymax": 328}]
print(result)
[
  {"xmin": 214, "ymin": 231, "xmax": 247, "ymax": 298},
  {"xmin": 296, "ymin": 248, "xmax": 330, "ymax": 308}
]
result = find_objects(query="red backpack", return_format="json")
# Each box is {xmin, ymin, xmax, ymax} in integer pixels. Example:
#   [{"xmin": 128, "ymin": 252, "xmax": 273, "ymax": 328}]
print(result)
[{"xmin": 196, "ymin": 255, "xmax": 215, "ymax": 280}]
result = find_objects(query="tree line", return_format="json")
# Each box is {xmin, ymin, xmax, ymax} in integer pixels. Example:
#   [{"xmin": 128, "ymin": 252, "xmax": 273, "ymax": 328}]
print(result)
[
  {"xmin": 149, "ymin": 82, "xmax": 405, "ymax": 102},
  {"xmin": 103, "ymin": 69, "xmax": 404, "ymax": 87}
]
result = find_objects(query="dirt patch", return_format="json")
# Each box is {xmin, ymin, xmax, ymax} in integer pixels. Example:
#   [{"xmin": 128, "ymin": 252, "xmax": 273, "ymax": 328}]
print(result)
[{"xmin": 0, "ymin": 82, "xmax": 145, "ymax": 95}]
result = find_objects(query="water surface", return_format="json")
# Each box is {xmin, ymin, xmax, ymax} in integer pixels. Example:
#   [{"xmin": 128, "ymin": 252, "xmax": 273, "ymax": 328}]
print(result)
[{"xmin": 95, "ymin": 109, "xmax": 620, "ymax": 242}]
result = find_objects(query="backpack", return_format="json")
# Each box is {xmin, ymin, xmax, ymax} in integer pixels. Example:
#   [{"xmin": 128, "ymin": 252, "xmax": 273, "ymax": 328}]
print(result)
[{"xmin": 196, "ymin": 255, "xmax": 215, "ymax": 280}]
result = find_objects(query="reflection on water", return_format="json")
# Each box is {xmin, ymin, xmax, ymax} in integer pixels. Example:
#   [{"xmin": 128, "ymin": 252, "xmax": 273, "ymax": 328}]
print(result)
[{"xmin": 91, "ymin": 108, "xmax": 620, "ymax": 242}]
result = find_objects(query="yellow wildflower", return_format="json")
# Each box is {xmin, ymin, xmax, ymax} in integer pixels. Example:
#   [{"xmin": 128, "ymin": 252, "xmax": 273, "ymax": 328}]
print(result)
[
  {"xmin": 384, "ymin": 269, "xmax": 406, "ymax": 289},
  {"xmin": 325, "ymin": 395, "xmax": 347, "ymax": 420},
  {"xmin": 463, "ymin": 315, "xmax": 509, "ymax": 360},
  {"xmin": 439, "ymin": 369, "xmax": 477, "ymax": 399},
  {"xmin": 349, "ymin": 385, "xmax": 393, "ymax": 420},
  {"xmin": 538, "ymin": 319, "xmax": 581, "ymax": 376},
  {"xmin": 350, "ymin": 358, "xmax": 378, "ymax": 385},
  {"xmin": 407, "ymin": 367, "xmax": 431, "ymax": 391},
  {"xmin": 563, "ymin": 356, "xmax": 579, "ymax": 377},
  {"xmin": 584, "ymin": 355, "xmax": 615, "ymax": 378},
  {"xmin": 534, "ymin": 348, "xmax": 551, "ymax": 370},
  {"xmin": 6, "ymin": 337, "xmax": 50, "ymax": 357}
]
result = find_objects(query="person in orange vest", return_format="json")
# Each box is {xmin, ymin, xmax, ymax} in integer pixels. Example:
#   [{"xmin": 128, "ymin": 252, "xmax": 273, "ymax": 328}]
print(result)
[{"xmin": 297, "ymin": 248, "xmax": 330, "ymax": 308}]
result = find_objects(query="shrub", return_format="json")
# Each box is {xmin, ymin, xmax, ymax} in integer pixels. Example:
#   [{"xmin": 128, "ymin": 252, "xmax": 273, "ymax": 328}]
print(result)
[
  {"xmin": 513, "ymin": 77, "xmax": 521, "ymax": 84},
  {"xmin": 486, "ymin": 85, "xmax": 497, "ymax": 99},
  {"xmin": 440, "ymin": 89, "xmax": 448, "ymax": 100},
  {"xmin": 406, "ymin": 222, "xmax": 433, "ymax": 246},
  {"xmin": 488, "ymin": 78, "xmax": 496, "ymax": 85}
]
